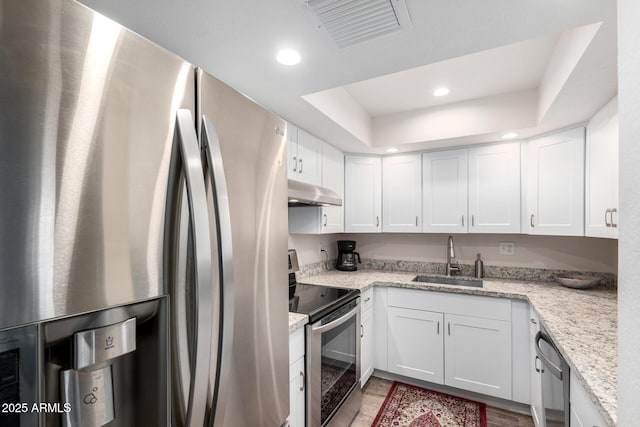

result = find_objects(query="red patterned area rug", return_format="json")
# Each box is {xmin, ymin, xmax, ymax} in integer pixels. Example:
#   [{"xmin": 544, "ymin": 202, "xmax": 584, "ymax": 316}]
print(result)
[{"xmin": 372, "ymin": 382, "xmax": 487, "ymax": 427}]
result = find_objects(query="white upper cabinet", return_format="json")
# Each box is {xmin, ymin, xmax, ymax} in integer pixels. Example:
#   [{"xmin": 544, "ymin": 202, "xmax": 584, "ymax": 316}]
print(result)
[
  {"xmin": 382, "ymin": 154, "xmax": 422, "ymax": 232},
  {"xmin": 321, "ymin": 142, "xmax": 344, "ymax": 233},
  {"xmin": 287, "ymin": 124, "xmax": 322, "ymax": 186},
  {"xmin": 345, "ymin": 156, "xmax": 382, "ymax": 232},
  {"xmin": 288, "ymin": 140, "xmax": 344, "ymax": 234},
  {"xmin": 422, "ymin": 144, "xmax": 519, "ymax": 234},
  {"xmin": 526, "ymin": 128, "xmax": 585, "ymax": 236},
  {"xmin": 586, "ymin": 97, "xmax": 618, "ymax": 238},
  {"xmin": 468, "ymin": 143, "xmax": 521, "ymax": 233},
  {"xmin": 422, "ymin": 149, "xmax": 468, "ymax": 233}
]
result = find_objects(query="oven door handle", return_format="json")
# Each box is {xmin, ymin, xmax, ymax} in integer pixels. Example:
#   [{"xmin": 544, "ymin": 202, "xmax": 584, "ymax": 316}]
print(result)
[
  {"xmin": 535, "ymin": 330, "xmax": 564, "ymax": 380},
  {"xmin": 311, "ymin": 302, "xmax": 359, "ymax": 334}
]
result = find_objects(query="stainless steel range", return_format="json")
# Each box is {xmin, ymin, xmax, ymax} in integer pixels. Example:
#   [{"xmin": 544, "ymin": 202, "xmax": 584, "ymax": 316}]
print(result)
[{"xmin": 288, "ymin": 250, "xmax": 362, "ymax": 427}]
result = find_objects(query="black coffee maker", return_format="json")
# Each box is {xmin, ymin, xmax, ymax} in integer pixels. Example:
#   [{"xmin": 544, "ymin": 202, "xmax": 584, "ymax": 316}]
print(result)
[{"xmin": 336, "ymin": 240, "xmax": 361, "ymax": 271}]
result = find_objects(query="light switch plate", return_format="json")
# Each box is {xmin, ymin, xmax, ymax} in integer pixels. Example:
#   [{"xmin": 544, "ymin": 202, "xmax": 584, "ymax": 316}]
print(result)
[{"xmin": 499, "ymin": 241, "xmax": 516, "ymax": 255}]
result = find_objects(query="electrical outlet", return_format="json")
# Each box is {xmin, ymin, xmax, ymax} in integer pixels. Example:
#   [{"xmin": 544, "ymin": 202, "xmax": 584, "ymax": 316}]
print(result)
[
  {"xmin": 499, "ymin": 241, "xmax": 515, "ymax": 255},
  {"xmin": 319, "ymin": 242, "xmax": 325, "ymax": 255}
]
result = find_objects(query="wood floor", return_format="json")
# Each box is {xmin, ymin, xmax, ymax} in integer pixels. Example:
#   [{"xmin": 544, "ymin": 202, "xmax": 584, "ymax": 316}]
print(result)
[{"xmin": 349, "ymin": 377, "xmax": 535, "ymax": 427}]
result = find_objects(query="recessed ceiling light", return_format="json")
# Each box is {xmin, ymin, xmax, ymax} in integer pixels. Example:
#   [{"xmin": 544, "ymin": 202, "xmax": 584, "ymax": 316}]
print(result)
[
  {"xmin": 433, "ymin": 87, "xmax": 450, "ymax": 97},
  {"xmin": 276, "ymin": 48, "xmax": 301, "ymax": 66},
  {"xmin": 289, "ymin": 199, "xmax": 299, "ymax": 203},
  {"xmin": 386, "ymin": 147, "xmax": 399, "ymax": 153},
  {"xmin": 502, "ymin": 132, "xmax": 518, "ymax": 139}
]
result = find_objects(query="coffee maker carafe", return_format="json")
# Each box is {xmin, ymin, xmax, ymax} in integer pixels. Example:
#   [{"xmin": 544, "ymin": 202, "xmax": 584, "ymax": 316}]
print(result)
[{"xmin": 336, "ymin": 240, "xmax": 361, "ymax": 271}]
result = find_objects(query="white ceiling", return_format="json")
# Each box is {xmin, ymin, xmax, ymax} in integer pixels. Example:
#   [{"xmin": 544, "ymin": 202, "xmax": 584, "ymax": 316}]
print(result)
[
  {"xmin": 341, "ymin": 33, "xmax": 560, "ymax": 118},
  {"xmin": 79, "ymin": 0, "xmax": 618, "ymax": 154}
]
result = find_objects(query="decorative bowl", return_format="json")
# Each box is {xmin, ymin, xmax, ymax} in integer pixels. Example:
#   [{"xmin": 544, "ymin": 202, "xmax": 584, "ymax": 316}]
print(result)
[{"xmin": 555, "ymin": 274, "xmax": 602, "ymax": 289}]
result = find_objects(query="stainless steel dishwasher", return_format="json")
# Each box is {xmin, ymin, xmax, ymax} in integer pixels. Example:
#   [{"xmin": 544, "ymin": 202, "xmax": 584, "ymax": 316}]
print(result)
[{"xmin": 535, "ymin": 326, "xmax": 570, "ymax": 426}]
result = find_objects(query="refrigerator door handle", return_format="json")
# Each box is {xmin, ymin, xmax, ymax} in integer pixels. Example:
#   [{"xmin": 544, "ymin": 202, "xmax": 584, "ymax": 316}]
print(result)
[
  {"xmin": 201, "ymin": 115, "xmax": 235, "ymax": 426},
  {"xmin": 174, "ymin": 109, "xmax": 214, "ymax": 427}
]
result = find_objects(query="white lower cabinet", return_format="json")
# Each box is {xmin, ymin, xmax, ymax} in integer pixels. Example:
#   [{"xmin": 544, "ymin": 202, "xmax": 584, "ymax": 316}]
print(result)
[
  {"xmin": 360, "ymin": 288, "xmax": 375, "ymax": 387},
  {"xmin": 529, "ymin": 308, "xmax": 543, "ymax": 427},
  {"xmin": 289, "ymin": 328, "xmax": 305, "ymax": 427},
  {"xmin": 444, "ymin": 313, "xmax": 512, "ymax": 400},
  {"xmin": 360, "ymin": 305, "xmax": 374, "ymax": 387},
  {"xmin": 387, "ymin": 307, "xmax": 444, "ymax": 383},
  {"xmin": 385, "ymin": 288, "xmax": 513, "ymax": 400},
  {"xmin": 570, "ymin": 370, "xmax": 607, "ymax": 427}
]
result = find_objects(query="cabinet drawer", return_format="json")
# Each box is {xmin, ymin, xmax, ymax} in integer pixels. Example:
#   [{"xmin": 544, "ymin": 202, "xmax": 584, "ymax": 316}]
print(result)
[
  {"xmin": 361, "ymin": 288, "xmax": 374, "ymax": 312},
  {"xmin": 289, "ymin": 327, "xmax": 305, "ymax": 364},
  {"xmin": 387, "ymin": 287, "xmax": 511, "ymax": 321}
]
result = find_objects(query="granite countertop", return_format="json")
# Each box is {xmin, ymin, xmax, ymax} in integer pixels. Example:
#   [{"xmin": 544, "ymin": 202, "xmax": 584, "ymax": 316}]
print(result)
[
  {"xmin": 295, "ymin": 269, "xmax": 617, "ymax": 426},
  {"xmin": 288, "ymin": 312, "xmax": 308, "ymax": 333}
]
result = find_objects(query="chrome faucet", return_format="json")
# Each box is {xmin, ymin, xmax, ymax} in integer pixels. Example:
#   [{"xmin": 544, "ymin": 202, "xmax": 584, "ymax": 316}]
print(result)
[{"xmin": 445, "ymin": 235, "xmax": 460, "ymax": 276}]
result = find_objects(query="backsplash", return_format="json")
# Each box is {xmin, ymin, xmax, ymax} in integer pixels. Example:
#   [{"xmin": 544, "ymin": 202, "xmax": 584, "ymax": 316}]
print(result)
[{"xmin": 296, "ymin": 258, "xmax": 617, "ymax": 289}]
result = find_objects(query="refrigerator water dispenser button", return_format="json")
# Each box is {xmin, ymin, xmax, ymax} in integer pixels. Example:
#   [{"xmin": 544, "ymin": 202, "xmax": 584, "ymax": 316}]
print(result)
[
  {"xmin": 61, "ymin": 365, "xmax": 115, "ymax": 427},
  {"xmin": 74, "ymin": 318, "xmax": 136, "ymax": 370}
]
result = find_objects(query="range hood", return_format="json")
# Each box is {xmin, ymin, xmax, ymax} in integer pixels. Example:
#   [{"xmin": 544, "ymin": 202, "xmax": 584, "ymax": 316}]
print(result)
[{"xmin": 288, "ymin": 179, "xmax": 342, "ymax": 207}]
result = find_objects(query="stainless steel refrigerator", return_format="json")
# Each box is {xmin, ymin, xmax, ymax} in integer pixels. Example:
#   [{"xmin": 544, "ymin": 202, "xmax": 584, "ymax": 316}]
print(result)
[{"xmin": 0, "ymin": 0, "xmax": 289, "ymax": 426}]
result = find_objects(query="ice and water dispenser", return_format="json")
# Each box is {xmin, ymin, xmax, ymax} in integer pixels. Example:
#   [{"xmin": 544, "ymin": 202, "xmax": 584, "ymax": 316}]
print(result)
[{"xmin": 42, "ymin": 298, "xmax": 168, "ymax": 426}]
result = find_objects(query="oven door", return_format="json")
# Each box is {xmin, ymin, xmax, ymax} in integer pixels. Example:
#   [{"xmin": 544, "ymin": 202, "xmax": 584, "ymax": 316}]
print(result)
[{"xmin": 307, "ymin": 298, "xmax": 361, "ymax": 427}]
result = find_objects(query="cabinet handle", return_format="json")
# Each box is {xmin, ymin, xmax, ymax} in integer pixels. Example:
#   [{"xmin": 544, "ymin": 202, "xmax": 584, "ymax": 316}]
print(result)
[
  {"xmin": 376, "ymin": 216, "xmax": 379, "ymax": 227},
  {"xmin": 471, "ymin": 215, "xmax": 475, "ymax": 227},
  {"xmin": 416, "ymin": 216, "xmax": 419, "ymax": 227},
  {"xmin": 364, "ymin": 297, "xmax": 371, "ymax": 302},
  {"xmin": 611, "ymin": 208, "xmax": 618, "ymax": 228},
  {"xmin": 360, "ymin": 324, "xmax": 364, "ymax": 338},
  {"xmin": 461, "ymin": 215, "xmax": 464, "ymax": 227},
  {"xmin": 530, "ymin": 214, "xmax": 535, "ymax": 228},
  {"xmin": 298, "ymin": 158, "xmax": 303, "ymax": 174},
  {"xmin": 299, "ymin": 371, "xmax": 305, "ymax": 391},
  {"xmin": 292, "ymin": 156, "xmax": 297, "ymax": 172},
  {"xmin": 437, "ymin": 321, "xmax": 440, "ymax": 335},
  {"xmin": 448, "ymin": 322, "xmax": 451, "ymax": 336},
  {"xmin": 535, "ymin": 356, "xmax": 544, "ymax": 373},
  {"xmin": 323, "ymin": 214, "xmax": 327, "ymax": 227},
  {"xmin": 605, "ymin": 208, "xmax": 611, "ymax": 227},
  {"xmin": 530, "ymin": 318, "xmax": 537, "ymax": 325}
]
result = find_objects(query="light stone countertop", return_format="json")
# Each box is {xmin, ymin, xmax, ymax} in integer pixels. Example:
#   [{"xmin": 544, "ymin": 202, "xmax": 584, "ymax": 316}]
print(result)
[
  {"xmin": 288, "ymin": 312, "xmax": 308, "ymax": 333},
  {"xmin": 294, "ymin": 269, "xmax": 617, "ymax": 426}
]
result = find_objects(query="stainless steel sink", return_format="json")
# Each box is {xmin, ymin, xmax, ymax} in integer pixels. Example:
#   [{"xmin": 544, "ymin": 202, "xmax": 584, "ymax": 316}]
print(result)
[{"xmin": 412, "ymin": 276, "xmax": 483, "ymax": 288}]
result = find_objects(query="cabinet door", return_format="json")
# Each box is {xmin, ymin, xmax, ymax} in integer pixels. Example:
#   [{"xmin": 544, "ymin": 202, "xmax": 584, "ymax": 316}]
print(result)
[
  {"xmin": 287, "ymin": 123, "xmax": 299, "ymax": 180},
  {"xmin": 387, "ymin": 307, "xmax": 444, "ymax": 384},
  {"xmin": 586, "ymin": 98, "xmax": 618, "ymax": 238},
  {"xmin": 288, "ymin": 357, "xmax": 305, "ymax": 427},
  {"xmin": 468, "ymin": 143, "xmax": 521, "ymax": 233},
  {"xmin": 529, "ymin": 323, "xmax": 544, "ymax": 427},
  {"xmin": 322, "ymin": 143, "xmax": 344, "ymax": 233},
  {"xmin": 444, "ymin": 313, "xmax": 512, "ymax": 399},
  {"xmin": 360, "ymin": 307, "xmax": 374, "ymax": 387},
  {"xmin": 345, "ymin": 156, "xmax": 382, "ymax": 232},
  {"xmin": 422, "ymin": 149, "xmax": 468, "ymax": 233},
  {"xmin": 296, "ymin": 130, "xmax": 323, "ymax": 186},
  {"xmin": 383, "ymin": 154, "xmax": 422, "ymax": 232},
  {"xmin": 527, "ymin": 128, "xmax": 585, "ymax": 236},
  {"xmin": 570, "ymin": 370, "xmax": 607, "ymax": 427}
]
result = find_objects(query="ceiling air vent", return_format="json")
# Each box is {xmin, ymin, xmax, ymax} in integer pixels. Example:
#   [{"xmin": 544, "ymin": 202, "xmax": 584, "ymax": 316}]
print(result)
[{"xmin": 306, "ymin": 0, "xmax": 412, "ymax": 48}]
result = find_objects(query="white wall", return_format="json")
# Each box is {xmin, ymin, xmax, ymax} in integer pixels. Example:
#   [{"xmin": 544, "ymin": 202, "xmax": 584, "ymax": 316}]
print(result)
[
  {"xmin": 617, "ymin": 0, "xmax": 640, "ymax": 424},
  {"xmin": 289, "ymin": 233, "xmax": 617, "ymax": 273}
]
